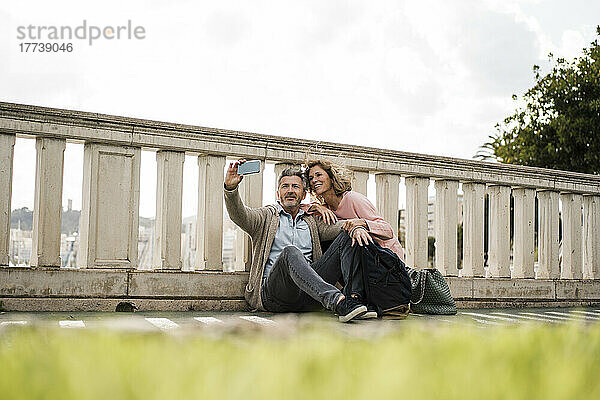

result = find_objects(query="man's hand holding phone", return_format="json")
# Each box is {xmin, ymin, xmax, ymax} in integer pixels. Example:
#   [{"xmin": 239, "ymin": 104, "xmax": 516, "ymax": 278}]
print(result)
[
  {"xmin": 225, "ymin": 159, "xmax": 262, "ymax": 190},
  {"xmin": 225, "ymin": 159, "xmax": 246, "ymax": 190}
]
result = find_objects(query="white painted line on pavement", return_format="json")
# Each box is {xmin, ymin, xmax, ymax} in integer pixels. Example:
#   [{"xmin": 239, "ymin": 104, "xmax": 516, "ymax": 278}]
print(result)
[
  {"xmin": 472, "ymin": 318, "xmax": 506, "ymax": 326},
  {"xmin": 1, "ymin": 321, "xmax": 28, "ymax": 326},
  {"xmin": 59, "ymin": 320, "xmax": 85, "ymax": 328},
  {"xmin": 493, "ymin": 313, "xmax": 564, "ymax": 324},
  {"xmin": 461, "ymin": 312, "xmax": 523, "ymax": 323},
  {"xmin": 145, "ymin": 318, "xmax": 179, "ymax": 330},
  {"xmin": 521, "ymin": 312, "xmax": 577, "ymax": 321},
  {"xmin": 410, "ymin": 313, "xmax": 455, "ymax": 323},
  {"xmin": 571, "ymin": 311, "xmax": 600, "ymax": 317},
  {"xmin": 194, "ymin": 317, "xmax": 224, "ymax": 325},
  {"xmin": 239, "ymin": 316, "xmax": 277, "ymax": 326},
  {"xmin": 545, "ymin": 311, "xmax": 599, "ymax": 320},
  {"xmin": 434, "ymin": 318, "xmax": 456, "ymax": 323}
]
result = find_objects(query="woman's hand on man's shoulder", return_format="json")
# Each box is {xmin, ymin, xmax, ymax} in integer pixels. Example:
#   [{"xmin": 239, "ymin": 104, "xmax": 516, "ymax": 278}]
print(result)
[{"xmin": 309, "ymin": 203, "xmax": 338, "ymax": 225}]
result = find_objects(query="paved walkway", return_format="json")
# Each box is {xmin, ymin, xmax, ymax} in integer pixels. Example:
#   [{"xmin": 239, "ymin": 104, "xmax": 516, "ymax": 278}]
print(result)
[{"xmin": 1, "ymin": 308, "xmax": 599, "ymax": 337}]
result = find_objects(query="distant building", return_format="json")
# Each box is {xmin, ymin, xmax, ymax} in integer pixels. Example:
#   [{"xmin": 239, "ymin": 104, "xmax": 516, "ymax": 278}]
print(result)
[
  {"xmin": 138, "ymin": 224, "xmax": 154, "ymax": 269},
  {"xmin": 60, "ymin": 232, "xmax": 79, "ymax": 268},
  {"xmin": 9, "ymin": 224, "xmax": 32, "ymax": 266},
  {"xmin": 181, "ymin": 212, "xmax": 237, "ymax": 271},
  {"xmin": 182, "ymin": 216, "xmax": 196, "ymax": 271},
  {"xmin": 8, "ymin": 205, "xmax": 238, "ymax": 270}
]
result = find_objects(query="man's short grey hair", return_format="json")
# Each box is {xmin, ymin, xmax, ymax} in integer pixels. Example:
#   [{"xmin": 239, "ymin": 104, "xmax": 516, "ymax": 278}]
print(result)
[{"xmin": 278, "ymin": 166, "xmax": 308, "ymax": 190}]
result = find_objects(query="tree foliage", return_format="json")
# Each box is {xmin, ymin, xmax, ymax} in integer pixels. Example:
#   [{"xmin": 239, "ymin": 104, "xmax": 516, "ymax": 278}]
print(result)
[{"xmin": 477, "ymin": 27, "xmax": 600, "ymax": 174}]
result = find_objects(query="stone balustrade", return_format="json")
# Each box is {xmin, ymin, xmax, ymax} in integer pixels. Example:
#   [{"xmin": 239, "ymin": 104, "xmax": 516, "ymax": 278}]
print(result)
[{"xmin": 1, "ymin": 102, "xmax": 599, "ymax": 311}]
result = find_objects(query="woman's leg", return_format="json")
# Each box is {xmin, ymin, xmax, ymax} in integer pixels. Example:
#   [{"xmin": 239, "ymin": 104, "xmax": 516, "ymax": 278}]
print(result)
[{"xmin": 312, "ymin": 231, "xmax": 364, "ymax": 297}]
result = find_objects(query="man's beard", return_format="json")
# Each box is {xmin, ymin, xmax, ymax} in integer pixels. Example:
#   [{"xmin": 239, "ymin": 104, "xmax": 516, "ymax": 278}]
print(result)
[{"xmin": 281, "ymin": 195, "xmax": 300, "ymax": 208}]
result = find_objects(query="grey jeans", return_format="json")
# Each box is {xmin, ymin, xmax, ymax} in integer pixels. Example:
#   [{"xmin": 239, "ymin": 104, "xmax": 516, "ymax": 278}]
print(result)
[{"xmin": 261, "ymin": 232, "xmax": 359, "ymax": 312}]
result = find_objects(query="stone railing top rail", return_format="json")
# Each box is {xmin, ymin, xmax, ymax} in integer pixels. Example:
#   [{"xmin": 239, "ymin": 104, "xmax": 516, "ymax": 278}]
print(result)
[{"xmin": 1, "ymin": 101, "xmax": 599, "ymax": 193}]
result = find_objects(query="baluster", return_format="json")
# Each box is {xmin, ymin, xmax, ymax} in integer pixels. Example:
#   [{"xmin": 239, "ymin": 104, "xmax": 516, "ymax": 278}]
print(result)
[
  {"xmin": 0, "ymin": 133, "xmax": 15, "ymax": 266},
  {"xmin": 462, "ymin": 182, "xmax": 485, "ymax": 277},
  {"xmin": 487, "ymin": 185, "xmax": 511, "ymax": 277},
  {"xmin": 351, "ymin": 171, "xmax": 369, "ymax": 196},
  {"xmin": 196, "ymin": 155, "xmax": 225, "ymax": 270},
  {"xmin": 583, "ymin": 195, "xmax": 600, "ymax": 279},
  {"xmin": 375, "ymin": 173, "xmax": 401, "ymax": 237},
  {"xmin": 30, "ymin": 137, "xmax": 66, "ymax": 267},
  {"xmin": 78, "ymin": 143, "xmax": 141, "ymax": 268},
  {"xmin": 512, "ymin": 188, "xmax": 535, "ymax": 278},
  {"xmin": 153, "ymin": 150, "xmax": 185, "ymax": 269},
  {"xmin": 235, "ymin": 161, "xmax": 264, "ymax": 271},
  {"xmin": 434, "ymin": 180, "xmax": 458, "ymax": 276},
  {"xmin": 405, "ymin": 176, "xmax": 429, "ymax": 269},
  {"xmin": 537, "ymin": 190, "xmax": 560, "ymax": 279},
  {"xmin": 560, "ymin": 193, "xmax": 583, "ymax": 279}
]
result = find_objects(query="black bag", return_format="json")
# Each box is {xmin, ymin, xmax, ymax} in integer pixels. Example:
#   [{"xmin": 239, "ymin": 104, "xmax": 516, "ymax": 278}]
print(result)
[
  {"xmin": 347, "ymin": 241, "xmax": 412, "ymax": 318},
  {"xmin": 406, "ymin": 266, "xmax": 457, "ymax": 315}
]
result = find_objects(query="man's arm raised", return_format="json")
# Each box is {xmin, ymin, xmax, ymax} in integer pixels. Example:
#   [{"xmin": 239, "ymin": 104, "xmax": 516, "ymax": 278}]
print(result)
[{"xmin": 223, "ymin": 160, "xmax": 264, "ymax": 235}]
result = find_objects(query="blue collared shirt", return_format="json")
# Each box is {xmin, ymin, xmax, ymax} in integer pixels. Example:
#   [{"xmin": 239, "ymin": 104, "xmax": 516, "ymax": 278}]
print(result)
[{"xmin": 262, "ymin": 203, "xmax": 313, "ymax": 284}]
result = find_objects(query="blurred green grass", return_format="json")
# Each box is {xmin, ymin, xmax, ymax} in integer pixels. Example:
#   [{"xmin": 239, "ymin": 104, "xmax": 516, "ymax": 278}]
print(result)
[{"xmin": 1, "ymin": 324, "xmax": 599, "ymax": 400}]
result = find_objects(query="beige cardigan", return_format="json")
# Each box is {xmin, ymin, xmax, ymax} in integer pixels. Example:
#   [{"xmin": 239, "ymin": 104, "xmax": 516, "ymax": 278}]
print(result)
[{"xmin": 224, "ymin": 186, "xmax": 342, "ymax": 311}]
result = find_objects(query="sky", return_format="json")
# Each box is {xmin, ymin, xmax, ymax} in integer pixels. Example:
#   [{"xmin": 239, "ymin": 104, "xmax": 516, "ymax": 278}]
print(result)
[{"xmin": 2, "ymin": 0, "xmax": 599, "ymax": 218}]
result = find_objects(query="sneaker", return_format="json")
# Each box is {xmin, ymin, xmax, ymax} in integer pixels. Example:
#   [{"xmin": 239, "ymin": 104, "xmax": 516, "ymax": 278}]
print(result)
[
  {"xmin": 358, "ymin": 306, "xmax": 378, "ymax": 320},
  {"xmin": 347, "ymin": 294, "xmax": 377, "ymax": 320},
  {"xmin": 336, "ymin": 296, "xmax": 367, "ymax": 323}
]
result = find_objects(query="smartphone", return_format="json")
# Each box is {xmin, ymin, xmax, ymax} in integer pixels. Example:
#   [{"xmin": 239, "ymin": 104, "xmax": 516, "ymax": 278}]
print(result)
[{"xmin": 237, "ymin": 160, "xmax": 262, "ymax": 175}]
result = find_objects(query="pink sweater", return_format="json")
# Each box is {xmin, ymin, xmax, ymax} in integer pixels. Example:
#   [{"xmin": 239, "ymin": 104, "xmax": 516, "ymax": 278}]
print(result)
[{"xmin": 310, "ymin": 191, "xmax": 406, "ymax": 261}]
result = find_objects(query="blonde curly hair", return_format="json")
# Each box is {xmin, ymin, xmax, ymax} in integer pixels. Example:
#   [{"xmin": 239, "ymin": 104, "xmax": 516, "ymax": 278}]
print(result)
[{"xmin": 304, "ymin": 159, "xmax": 352, "ymax": 201}]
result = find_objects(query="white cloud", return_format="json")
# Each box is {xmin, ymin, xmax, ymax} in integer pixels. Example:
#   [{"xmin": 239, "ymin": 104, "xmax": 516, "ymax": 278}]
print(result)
[
  {"xmin": 384, "ymin": 46, "xmax": 432, "ymax": 94},
  {"xmin": 2, "ymin": 0, "xmax": 598, "ymax": 215},
  {"xmin": 559, "ymin": 29, "xmax": 586, "ymax": 60}
]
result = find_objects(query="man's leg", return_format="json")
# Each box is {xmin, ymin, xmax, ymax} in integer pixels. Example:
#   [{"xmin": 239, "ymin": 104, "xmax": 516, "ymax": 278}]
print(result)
[{"xmin": 262, "ymin": 246, "xmax": 343, "ymax": 312}]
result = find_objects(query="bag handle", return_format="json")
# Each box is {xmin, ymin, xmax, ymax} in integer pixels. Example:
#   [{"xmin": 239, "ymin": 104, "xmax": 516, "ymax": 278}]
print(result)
[{"xmin": 410, "ymin": 269, "xmax": 427, "ymax": 305}]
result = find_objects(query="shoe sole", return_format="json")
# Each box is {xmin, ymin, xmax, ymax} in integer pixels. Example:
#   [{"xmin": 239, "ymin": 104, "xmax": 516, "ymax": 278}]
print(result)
[
  {"xmin": 338, "ymin": 305, "xmax": 367, "ymax": 323},
  {"xmin": 357, "ymin": 311, "xmax": 378, "ymax": 320}
]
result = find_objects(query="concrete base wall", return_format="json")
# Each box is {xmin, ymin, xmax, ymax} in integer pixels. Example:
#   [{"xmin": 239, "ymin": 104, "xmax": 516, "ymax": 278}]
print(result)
[
  {"xmin": 1, "ymin": 269, "xmax": 600, "ymax": 311},
  {"xmin": 447, "ymin": 277, "xmax": 600, "ymax": 300},
  {"xmin": 0, "ymin": 298, "xmax": 249, "ymax": 312}
]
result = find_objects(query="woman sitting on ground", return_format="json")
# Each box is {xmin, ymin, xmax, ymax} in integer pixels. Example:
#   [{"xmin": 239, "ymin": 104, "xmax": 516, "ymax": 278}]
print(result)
[
  {"xmin": 304, "ymin": 159, "xmax": 405, "ymax": 262},
  {"xmin": 304, "ymin": 160, "xmax": 409, "ymax": 319}
]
